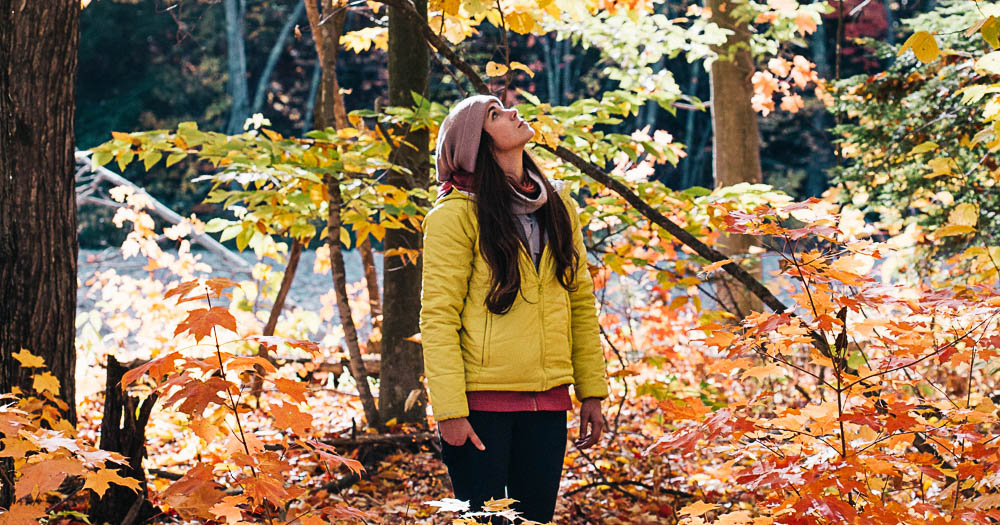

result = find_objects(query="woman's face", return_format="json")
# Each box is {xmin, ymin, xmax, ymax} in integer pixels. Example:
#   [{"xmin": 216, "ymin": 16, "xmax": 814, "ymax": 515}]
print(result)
[{"xmin": 482, "ymin": 102, "xmax": 534, "ymax": 152}]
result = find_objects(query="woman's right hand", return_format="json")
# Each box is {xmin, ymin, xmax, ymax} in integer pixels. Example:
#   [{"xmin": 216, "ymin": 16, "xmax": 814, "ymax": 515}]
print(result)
[{"xmin": 438, "ymin": 417, "xmax": 486, "ymax": 450}]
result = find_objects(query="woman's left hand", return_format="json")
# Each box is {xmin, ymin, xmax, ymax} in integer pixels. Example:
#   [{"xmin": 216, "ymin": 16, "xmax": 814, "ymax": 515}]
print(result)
[{"xmin": 574, "ymin": 398, "xmax": 604, "ymax": 449}]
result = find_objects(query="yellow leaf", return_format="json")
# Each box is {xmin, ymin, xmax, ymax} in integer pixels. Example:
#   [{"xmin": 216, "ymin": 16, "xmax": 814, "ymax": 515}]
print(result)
[
  {"xmin": 442, "ymin": 0, "xmax": 460, "ymax": 16},
  {"xmin": 482, "ymin": 498, "xmax": 517, "ymax": 512},
  {"xmin": 509, "ymin": 61, "xmax": 534, "ymax": 77},
  {"xmin": 32, "ymin": 372, "xmax": 60, "ymax": 395},
  {"xmin": 950, "ymin": 202, "xmax": 979, "ymax": 227},
  {"xmin": 910, "ymin": 141, "xmax": 938, "ymax": 154},
  {"xmin": 485, "ymin": 61, "xmax": 508, "ymax": 77},
  {"xmin": 679, "ymin": 500, "xmax": 719, "ymax": 517},
  {"xmin": 934, "ymin": 224, "xmax": 976, "ymax": 238},
  {"xmin": 699, "ymin": 258, "xmax": 733, "ymax": 275},
  {"xmin": 13, "ymin": 349, "xmax": 45, "ymax": 368},
  {"xmin": 975, "ymin": 50, "xmax": 1000, "ymax": 75},
  {"xmin": 897, "ymin": 31, "xmax": 940, "ymax": 64}
]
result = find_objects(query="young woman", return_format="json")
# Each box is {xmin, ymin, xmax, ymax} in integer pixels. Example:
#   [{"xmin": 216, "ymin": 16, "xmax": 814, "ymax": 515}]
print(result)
[{"xmin": 419, "ymin": 94, "xmax": 609, "ymax": 523}]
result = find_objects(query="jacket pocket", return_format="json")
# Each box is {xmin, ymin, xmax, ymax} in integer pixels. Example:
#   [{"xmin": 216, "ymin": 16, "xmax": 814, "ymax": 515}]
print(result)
[{"xmin": 482, "ymin": 312, "xmax": 492, "ymax": 367}]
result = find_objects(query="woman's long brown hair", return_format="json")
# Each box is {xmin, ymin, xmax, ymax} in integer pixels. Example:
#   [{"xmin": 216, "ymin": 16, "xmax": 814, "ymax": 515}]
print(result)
[{"xmin": 472, "ymin": 131, "xmax": 579, "ymax": 315}]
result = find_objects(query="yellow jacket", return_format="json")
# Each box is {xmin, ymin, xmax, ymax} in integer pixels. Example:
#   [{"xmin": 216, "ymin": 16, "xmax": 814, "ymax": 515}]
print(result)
[{"xmin": 419, "ymin": 184, "xmax": 609, "ymax": 421}]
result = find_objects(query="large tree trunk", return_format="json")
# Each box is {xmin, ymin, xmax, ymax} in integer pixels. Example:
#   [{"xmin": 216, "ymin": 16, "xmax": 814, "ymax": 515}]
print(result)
[
  {"xmin": 0, "ymin": 0, "xmax": 80, "ymax": 506},
  {"xmin": 224, "ymin": 0, "xmax": 250, "ymax": 134},
  {"xmin": 381, "ymin": 0, "xmax": 429, "ymax": 424},
  {"xmin": 708, "ymin": 0, "xmax": 763, "ymax": 318}
]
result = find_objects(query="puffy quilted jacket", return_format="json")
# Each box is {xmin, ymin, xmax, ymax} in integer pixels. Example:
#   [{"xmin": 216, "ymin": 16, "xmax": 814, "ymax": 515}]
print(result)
[{"xmin": 419, "ymin": 184, "xmax": 609, "ymax": 421}]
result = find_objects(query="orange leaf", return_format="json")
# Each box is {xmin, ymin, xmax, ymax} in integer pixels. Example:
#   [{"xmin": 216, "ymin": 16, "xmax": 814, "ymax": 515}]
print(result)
[
  {"xmin": 174, "ymin": 306, "xmax": 238, "ymax": 342},
  {"xmin": 306, "ymin": 439, "xmax": 365, "ymax": 476},
  {"xmin": 210, "ymin": 495, "xmax": 247, "ymax": 524},
  {"xmin": 83, "ymin": 467, "xmax": 141, "ymax": 498},
  {"xmin": 0, "ymin": 502, "xmax": 47, "ymax": 525},
  {"xmin": 206, "ymin": 277, "xmax": 239, "ymax": 297},
  {"xmin": 271, "ymin": 402, "xmax": 313, "ymax": 436},
  {"xmin": 704, "ymin": 330, "xmax": 737, "ymax": 349},
  {"xmin": 274, "ymin": 377, "xmax": 309, "ymax": 404},
  {"xmin": 120, "ymin": 352, "xmax": 183, "ymax": 388},
  {"xmin": 679, "ymin": 500, "xmax": 719, "ymax": 517},
  {"xmin": 741, "ymin": 363, "xmax": 786, "ymax": 381},
  {"xmin": 16, "ymin": 457, "xmax": 85, "ymax": 500},
  {"xmin": 163, "ymin": 377, "xmax": 235, "ymax": 416},
  {"xmin": 164, "ymin": 279, "xmax": 201, "ymax": 302},
  {"xmin": 699, "ymin": 258, "xmax": 732, "ymax": 275}
]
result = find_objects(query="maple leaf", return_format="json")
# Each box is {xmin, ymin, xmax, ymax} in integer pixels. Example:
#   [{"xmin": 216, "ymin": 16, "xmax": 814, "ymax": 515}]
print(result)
[
  {"xmin": 174, "ymin": 306, "xmax": 237, "ymax": 342},
  {"xmin": 741, "ymin": 363, "xmax": 786, "ymax": 381},
  {"xmin": 205, "ymin": 277, "xmax": 239, "ymax": 297},
  {"xmin": 83, "ymin": 467, "xmax": 141, "ymax": 497},
  {"xmin": 425, "ymin": 497, "xmax": 471, "ymax": 513},
  {"xmin": 164, "ymin": 279, "xmax": 201, "ymax": 302},
  {"xmin": 678, "ymin": 500, "xmax": 718, "ymax": 517},
  {"xmin": 31, "ymin": 372, "xmax": 60, "ymax": 395},
  {"xmin": 271, "ymin": 402, "xmax": 313, "ymax": 436},
  {"xmin": 226, "ymin": 356, "xmax": 277, "ymax": 376},
  {"xmin": 15, "ymin": 457, "xmax": 85, "ymax": 500},
  {"xmin": 210, "ymin": 495, "xmax": 246, "ymax": 524},
  {"xmin": 306, "ymin": 439, "xmax": 365, "ymax": 475},
  {"xmin": 163, "ymin": 377, "xmax": 234, "ymax": 416},
  {"xmin": 0, "ymin": 437, "xmax": 38, "ymax": 458},
  {"xmin": 273, "ymin": 377, "xmax": 309, "ymax": 404},
  {"xmin": 12, "ymin": 349, "xmax": 45, "ymax": 368},
  {"xmin": 0, "ymin": 502, "xmax": 47, "ymax": 525},
  {"xmin": 120, "ymin": 351, "xmax": 183, "ymax": 388},
  {"xmin": 161, "ymin": 463, "xmax": 226, "ymax": 521}
]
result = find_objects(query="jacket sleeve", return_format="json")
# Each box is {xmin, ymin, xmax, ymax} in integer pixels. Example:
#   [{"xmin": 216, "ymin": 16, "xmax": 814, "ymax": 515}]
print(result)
[
  {"xmin": 419, "ymin": 201, "xmax": 475, "ymax": 421},
  {"xmin": 561, "ymin": 190, "xmax": 610, "ymax": 402}
]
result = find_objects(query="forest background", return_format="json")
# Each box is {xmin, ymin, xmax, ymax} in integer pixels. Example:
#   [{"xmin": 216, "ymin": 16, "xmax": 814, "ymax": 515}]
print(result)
[{"xmin": 4, "ymin": 0, "xmax": 1000, "ymax": 523}]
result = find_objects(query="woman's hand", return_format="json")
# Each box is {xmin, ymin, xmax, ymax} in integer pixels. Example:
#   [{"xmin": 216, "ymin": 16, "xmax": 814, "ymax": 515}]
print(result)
[
  {"xmin": 438, "ymin": 417, "xmax": 486, "ymax": 450},
  {"xmin": 574, "ymin": 398, "xmax": 604, "ymax": 449}
]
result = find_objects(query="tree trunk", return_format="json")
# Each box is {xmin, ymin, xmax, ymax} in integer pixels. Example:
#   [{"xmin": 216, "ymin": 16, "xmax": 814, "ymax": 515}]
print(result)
[
  {"xmin": 0, "ymin": 0, "xmax": 80, "ymax": 506},
  {"xmin": 359, "ymin": 237, "xmax": 382, "ymax": 354},
  {"xmin": 89, "ymin": 357, "xmax": 158, "ymax": 525},
  {"xmin": 306, "ymin": 0, "xmax": 382, "ymax": 428},
  {"xmin": 380, "ymin": 0, "xmax": 430, "ymax": 424},
  {"xmin": 326, "ymin": 178, "xmax": 383, "ymax": 429},
  {"xmin": 708, "ymin": 0, "xmax": 763, "ymax": 318},
  {"xmin": 225, "ymin": 0, "xmax": 250, "ymax": 134}
]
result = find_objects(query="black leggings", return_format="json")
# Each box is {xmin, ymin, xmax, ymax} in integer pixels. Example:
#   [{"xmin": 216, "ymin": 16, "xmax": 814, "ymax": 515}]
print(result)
[{"xmin": 439, "ymin": 410, "xmax": 568, "ymax": 523}]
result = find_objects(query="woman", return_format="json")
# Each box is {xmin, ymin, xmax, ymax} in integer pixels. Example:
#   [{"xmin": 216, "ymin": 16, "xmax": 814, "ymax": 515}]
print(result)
[{"xmin": 419, "ymin": 94, "xmax": 609, "ymax": 523}]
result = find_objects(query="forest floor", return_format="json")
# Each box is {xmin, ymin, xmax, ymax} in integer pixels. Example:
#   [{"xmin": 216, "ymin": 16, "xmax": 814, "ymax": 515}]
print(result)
[{"xmin": 73, "ymin": 247, "xmax": 694, "ymax": 524}]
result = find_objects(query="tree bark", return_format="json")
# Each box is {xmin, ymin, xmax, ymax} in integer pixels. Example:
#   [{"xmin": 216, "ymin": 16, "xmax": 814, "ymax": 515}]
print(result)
[
  {"xmin": 380, "ymin": 0, "xmax": 430, "ymax": 424},
  {"xmin": 708, "ymin": 0, "xmax": 763, "ymax": 318},
  {"xmin": 0, "ymin": 0, "xmax": 80, "ymax": 506},
  {"xmin": 89, "ymin": 357, "xmax": 158, "ymax": 525},
  {"xmin": 225, "ymin": 0, "xmax": 250, "ymax": 134},
  {"xmin": 326, "ymin": 178, "xmax": 383, "ymax": 429},
  {"xmin": 306, "ymin": 0, "xmax": 382, "ymax": 427},
  {"xmin": 359, "ymin": 237, "xmax": 382, "ymax": 354},
  {"xmin": 0, "ymin": 0, "xmax": 80, "ymax": 418}
]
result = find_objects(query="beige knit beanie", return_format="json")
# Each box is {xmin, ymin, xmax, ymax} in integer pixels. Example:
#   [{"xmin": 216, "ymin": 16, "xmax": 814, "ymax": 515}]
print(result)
[{"xmin": 434, "ymin": 94, "xmax": 501, "ymax": 183}]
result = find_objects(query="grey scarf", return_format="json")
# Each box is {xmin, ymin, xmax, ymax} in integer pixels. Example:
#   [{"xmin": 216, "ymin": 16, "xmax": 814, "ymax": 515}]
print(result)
[{"xmin": 510, "ymin": 170, "xmax": 549, "ymax": 267}]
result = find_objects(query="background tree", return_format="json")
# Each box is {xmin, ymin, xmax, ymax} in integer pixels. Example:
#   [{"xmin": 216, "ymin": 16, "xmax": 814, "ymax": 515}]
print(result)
[
  {"xmin": 379, "ymin": 0, "xmax": 430, "ymax": 424},
  {"xmin": 708, "ymin": 0, "xmax": 764, "ymax": 317},
  {"xmin": 0, "ymin": 0, "xmax": 80, "ymax": 507}
]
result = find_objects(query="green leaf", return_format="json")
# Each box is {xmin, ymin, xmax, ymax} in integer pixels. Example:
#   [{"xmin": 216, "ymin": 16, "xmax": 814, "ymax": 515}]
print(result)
[
  {"xmin": 166, "ymin": 152, "xmax": 186, "ymax": 168},
  {"xmin": 143, "ymin": 151, "xmax": 162, "ymax": 171},
  {"xmin": 91, "ymin": 150, "xmax": 113, "ymax": 169},
  {"xmin": 983, "ymin": 16, "xmax": 1000, "ymax": 50},
  {"xmin": 203, "ymin": 218, "xmax": 232, "ymax": 233},
  {"xmin": 117, "ymin": 150, "xmax": 134, "ymax": 172},
  {"xmin": 236, "ymin": 224, "xmax": 255, "ymax": 252}
]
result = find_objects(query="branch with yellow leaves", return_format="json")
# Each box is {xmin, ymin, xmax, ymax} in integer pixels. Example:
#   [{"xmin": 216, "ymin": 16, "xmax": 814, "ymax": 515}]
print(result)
[{"xmin": 372, "ymin": 0, "xmax": 790, "ymax": 316}]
